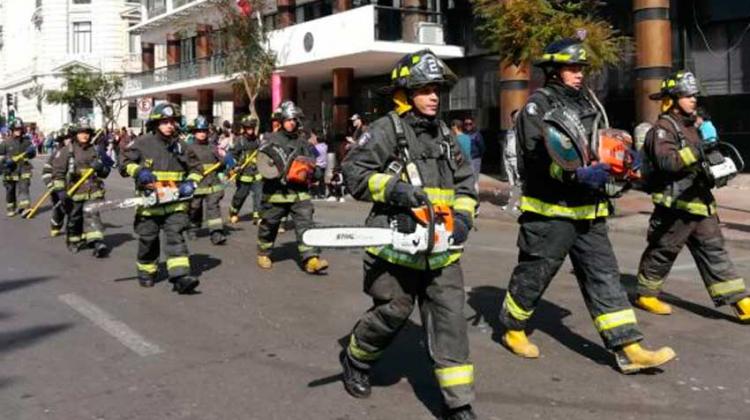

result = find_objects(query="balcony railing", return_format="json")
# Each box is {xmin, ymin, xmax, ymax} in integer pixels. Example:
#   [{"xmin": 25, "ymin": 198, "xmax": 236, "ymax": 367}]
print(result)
[
  {"xmin": 173, "ymin": 0, "xmax": 197, "ymax": 8},
  {"xmin": 126, "ymin": 54, "xmax": 225, "ymax": 92}
]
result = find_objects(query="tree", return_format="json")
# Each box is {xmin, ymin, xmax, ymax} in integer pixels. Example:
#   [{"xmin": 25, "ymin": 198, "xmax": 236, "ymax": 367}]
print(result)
[
  {"xmin": 472, "ymin": 0, "xmax": 629, "ymax": 72},
  {"xmin": 216, "ymin": 0, "xmax": 276, "ymax": 120},
  {"xmin": 45, "ymin": 65, "xmax": 126, "ymax": 129}
]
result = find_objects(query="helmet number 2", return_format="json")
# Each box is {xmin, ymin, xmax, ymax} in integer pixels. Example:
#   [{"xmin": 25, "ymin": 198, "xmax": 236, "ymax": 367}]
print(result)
[
  {"xmin": 578, "ymin": 49, "xmax": 587, "ymax": 61},
  {"xmin": 426, "ymin": 58, "xmax": 440, "ymax": 74}
]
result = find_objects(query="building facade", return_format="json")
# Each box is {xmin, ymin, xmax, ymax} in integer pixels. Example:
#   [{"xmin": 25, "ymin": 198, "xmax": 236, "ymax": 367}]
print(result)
[{"xmin": 0, "ymin": 0, "xmax": 141, "ymax": 132}]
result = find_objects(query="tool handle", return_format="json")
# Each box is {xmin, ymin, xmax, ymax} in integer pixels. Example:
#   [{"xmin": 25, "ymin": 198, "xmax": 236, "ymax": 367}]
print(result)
[
  {"xmin": 24, "ymin": 189, "xmax": 52, "ymax": 219},
  {"xmin": 67, "ymin": 168, "xmax": 95, "ymax": 196}
]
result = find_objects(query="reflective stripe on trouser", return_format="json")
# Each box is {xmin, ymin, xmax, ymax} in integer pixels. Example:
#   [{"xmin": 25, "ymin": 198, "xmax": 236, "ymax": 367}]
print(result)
[
  {"xmin": 49, "ymin": 193, "xmax": 66, "ymax": 229},
  {"xmin": 137, "ymin": 261, "xmax": 158, "ymax": 279},
  {"xmin": 500, "ymin": 213, "xmax": 643, "ymax": 349},
  {"xmin": 230, "ymin": 180, "xmax": 262, "ymax": 215},
  {"xmin": 348, "ymin": 254, "xmax": 474, "ymax": 409},
  {"xmin": 257, "ymin": 199, "xmax": 319, "ymax": 261},
  {"xmin": 651, "ymin": 193, "xmax": 716, "ymax": 217},
  {"xmin": 66, "ymin": 200, "xmax": 105, "ymax": 245},
  {"xmin": 135, "ymin": 212, "xmax": 191, "ymax": 279},
  {"xmin": 189, "ymin": 190, "xmax": 224, "ymax": 233},
  {"xmin": 519, "ymin": 195, "xmax": 610, "ymax": 220},
  {"xmin": 637, "ymin": 206, "xmax": 747, "ymax": 305},
  {"xmin": 4, "ymin": 179, "xmax": 30, "ymax": 211}
]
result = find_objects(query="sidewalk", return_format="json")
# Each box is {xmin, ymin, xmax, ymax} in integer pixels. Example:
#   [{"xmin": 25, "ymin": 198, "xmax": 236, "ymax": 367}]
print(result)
[{"xmin": 477, "ymin": 173, "xmax": 750, "ymax": 247}]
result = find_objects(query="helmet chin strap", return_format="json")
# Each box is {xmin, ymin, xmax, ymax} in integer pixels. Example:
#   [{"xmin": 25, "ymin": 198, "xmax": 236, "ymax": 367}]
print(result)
[{"xmin": 393, "ymin": 89, "xmax": 413, "ymax": 116}]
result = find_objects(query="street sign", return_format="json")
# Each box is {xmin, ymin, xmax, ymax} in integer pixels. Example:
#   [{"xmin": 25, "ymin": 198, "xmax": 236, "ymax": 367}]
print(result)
[{"xmin": 137, "ymin": 97, "xmax": 153, "ymax": 120}]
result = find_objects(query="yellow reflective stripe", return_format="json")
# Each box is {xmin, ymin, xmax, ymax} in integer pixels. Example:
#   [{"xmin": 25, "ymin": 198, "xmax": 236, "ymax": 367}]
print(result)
[
  {"xmin": 519, "ymin": 196, "xmax": 609, "ymax": 220},
  {"xmin": 652, "ymin": 194, "xmax": 716, "ymax": 217},
  {"xmin": 195, "ymin": 184, "xmax": 225, "ymax": 195},
  {"xmin": 187, "ymin": 173, "xmax": 203, "ymax": 183},
  {"xmin": 125, "ymin": 163, "xmax": 141, "ymax": 177},
  {"xmin": 166, "ymin": 256, "xmax": 190, "ymax": 270},
  {"xmin": 206, "ymin": 218, "xmax": 223, "ymax": 228},
  {"xmin": 257, "ymin": 240, "xmax": 273, "ymax": 250},
  {"xmin": 549, "ymin": 162, "xmax": 564, "ymax": 182},
  {"xmin": 84, "ymin": 231, "xmax": 104, "ymax": 241},
  {"xmin": 297, "ymin": 244, "xmax": 314, "ymax": 252},
  {"xmin": 678, "ymin": 147, "xmax": 697, "ymax": 166},
  {"xmin": 267, "ymin": 192, "xmax": 311, "ymax": 203},
  {"xmin": 72, "ymin": 190, "xmax": 105, "ymax": 201},
  {"xmin": 454, "ymin": 196, "xmax": 477, "ymax": 220},
  {"xmin": 637, "ymin": 273, "xmax": 665, "ymax": 291},
  {"xmin": 239, "ymin": 174, "xmax": 262, "ymax": 183},
  {"xmin": 348, "ymin": 335, "xmax": 382, "ymax": 361},
  {"xmin": 435, "ymin": 365, "xmax": 474, "ymax": 388},
  {"xmin": 68, "ymin": 236, "xmax": 82, "ymax": 243},
  {"xmin": 18, "ymin": 200, "xmax": 30, "ymax": 207},
  {"xmin": 136, "ymin": 201, "xmax": 188, "ymax": 216},
  {"xmin": 368, "ymin": 173, "xmax": 393, "ymax": 203},
  {"xmin": 543, "ymin": 52, "xmax": 572, "ymax": 62},
  {"xmin": 423, "ymin": 187, "xmax": 455, "ymax": 206},
  {"xmin": 21, "ymin": 173, "xmax": 32, "ymax": 179},
  {"xmin": 137, "ymin": 262, "xmax": 158, "ymax": 274},
  {"xmin": 503, "ymin": 291, "xmax": 533, "ymax": 321},
  {"xmin": 152, "ymin": 171, "xmax": 184, "ymax": 182},
  {"xmin": 708, "ymin": 279, "xmax": 746, "ymax": 297},
  {"xmin": 53, "ymin": 180, "xmax": 66, "ymax": 189},
  {"xmin": 366, "ymin": 246, "xmax": 462, "ymax": 270},
  {"xmin": 594, "ymin": 309, "xmax": 637, "ymax": 332}
]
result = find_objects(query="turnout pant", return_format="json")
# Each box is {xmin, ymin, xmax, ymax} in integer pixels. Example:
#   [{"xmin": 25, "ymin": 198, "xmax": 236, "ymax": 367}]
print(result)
[
  {"xmin": 134, "ymin": 211, "xmax": 191, "ymax": 280},
  {"xmin": 257, "ymin": 199, "xmax": 319, "ymax": 261},
  {"xmin": 500, "ymin": 214, "xmax": 643, "ymax": 349},
  {"xmin": 4, "ymin": 179, "xmax": 30, "ymax": 215},
  {"xmin": 637, "ymin": 206, "xmax": 747, "ymax": 306},
  {"xmin": 347, "ymin": 254, "xmax": 475, "ymax": 409},
  {"xmin": 189, "ymin": 191, "xmax": 224, "ymax": 233},
  {"xmin": 230, "ymin": 180, "xmax": 262, "ymax": 217},
  {"xmin": 66, "ymin": 200, "xmax": 105, "ymax": 245},
  {"xmin": 50, "ymin": 192, "xmax": 66, "ymax": 234}
]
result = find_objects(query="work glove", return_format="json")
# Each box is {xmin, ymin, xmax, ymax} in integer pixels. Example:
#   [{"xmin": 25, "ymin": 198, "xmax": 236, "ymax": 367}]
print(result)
[
  {"xmin": 135, "ymin": 168, "xmax": 156, "ymax": 188},
  {"xmin": 451, "ymin": 212, "xmax": 471, "ymax": 246},
  {"xmin": 178, "ymin": 181, "xmax": 196, "ymax": 198},
  {"xmin": 575, "ymin": 163, "xmax": 611, "ymax": 190},
  {"xmin": 90, "ymin": 159, "xmax": 112, "ymax": 178},
  {"xmin": 626, "ymin": 148, "xmax": 642, "ymax": 172},
  {"xmin": 699, "ymin": 121, "xmax": 718, "ymax": 143},
  {"xmin": 223, "ymin": 154, "xmax": 236, "ymax": 170},
  {"xmin": 24, "ymin": 145, "xmax": 37, "ymax": 159},
  {"xmin": 387, "ymin": 182, "xmax": 428, "ymax": 208},
  {"xmin": 1, "ymin": 158, "xmax": 15, "ymax": 173}
]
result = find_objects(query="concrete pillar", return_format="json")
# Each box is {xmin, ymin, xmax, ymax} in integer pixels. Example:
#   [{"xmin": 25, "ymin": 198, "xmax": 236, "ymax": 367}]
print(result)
[
  {"xmin": 332, "ymin": 68, "xmax": 354, "ymax": 142},
  {"xmin": 198, "ymin": 89, "xmax": 214, "ymax": 121},
  {"xmin": 141, "ymin": 42, "xmax": 155, "ymax": 72},
  {"xmin": 634, "ymin": 0, "xmax": 672, "ymax": 123},
  {"xmin": 499, "ymin": 60, "xmax": 530, "ymax": 131},
  {"xmin": 271, "ymin": 73, "xmax": 283, "ymax": 111},
  {"xmin": 166, "ymin": 93, "xmax": 182, "ymax": 107},
  {"xmin": 196, "ymin": 24, "xmax": 213, "ymax": 78},
  {"xmin": 277, "ymin": 0, "xmax": 295, "ymax": 28},
  {"xmin": 166, "ymin": 33, "xmax": 181, "ymax": 66},
  {"xmin": 281, "ymin": 77, "xmax": 298, "ymax": 104},
  {"xmin": 402, "ymin": 0, "xmax": 426, "ymax": 43},
  {"xmin": 335, "ymin": 0, "xmax": 352, "ymax": 13}
]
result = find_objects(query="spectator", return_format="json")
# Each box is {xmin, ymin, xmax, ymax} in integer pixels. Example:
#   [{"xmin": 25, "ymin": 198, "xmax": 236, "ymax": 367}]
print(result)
[
  {"xmin": 464, "ymin": 116, "xmax": 485, "ymax": 180},
  {"xmin": 308, "ymin": 129, "xmax": 328, "ymax": 199},
  {"xmin": 503, "ymin": 110, "xmax": 520, "ymax": 187},
  {"xmin": 329, "ymin": 166, "xmax": 346, "ymax": 202},
  {"xmin": 451, "ymin": 119, "xmax": 472, "ymax": 161},
  {"xmin": 345, "ymin": 113, "xmax": 370, "ymax": 149}
]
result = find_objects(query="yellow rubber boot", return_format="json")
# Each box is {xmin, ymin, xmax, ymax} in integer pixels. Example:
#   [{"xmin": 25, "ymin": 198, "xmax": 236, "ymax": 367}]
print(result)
[
  {"xmin": 732, "ymin": 297, "xmax": 750, "ymax": 322},
  {"xmin": 229, "ymin": 214, "xmax": 240, "ymax": 224},
  {"xmin": 501, "ymin": 330, "xmax": 540, "ymax": 359},
  {"xmin": 304, "ymin": 257, "xmax": 329, "ymax": 274},
  {"xmin": 50, "ymin": 229, "xmax": 61, "ymax": 237},
  {"xmin": 257, "ymin": 255, "xmax": 272, "ymax": 269},
  {"xmin": 635, "ymin": 295, "xmax": 672, "ymax": 315},
  {"xmin": 615, "ymin": 343, "xmax": 676, "ymax": 374}
]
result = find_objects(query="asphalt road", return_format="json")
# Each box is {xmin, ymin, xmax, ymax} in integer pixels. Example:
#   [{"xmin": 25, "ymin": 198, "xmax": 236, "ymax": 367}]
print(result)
[{"xmin": 1, "ymin": 161, "xmax": 749, "ymax": 420}]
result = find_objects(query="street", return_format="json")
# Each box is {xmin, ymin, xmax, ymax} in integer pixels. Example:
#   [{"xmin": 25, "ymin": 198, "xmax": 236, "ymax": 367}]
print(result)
[{"xmin": 1, "ymin": 163, "xmax": 749, "ymax": 420}]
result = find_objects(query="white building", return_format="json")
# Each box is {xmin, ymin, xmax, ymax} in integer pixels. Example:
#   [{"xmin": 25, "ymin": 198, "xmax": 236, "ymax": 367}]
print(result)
[{"xmin": 0, "ymin": 0, "xmax": 141, "ymax": 132}]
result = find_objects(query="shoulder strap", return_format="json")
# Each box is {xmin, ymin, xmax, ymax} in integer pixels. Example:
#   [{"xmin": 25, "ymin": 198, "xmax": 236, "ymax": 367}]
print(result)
[
  {"xmin": 659, "ymin": 114, "xmax": 688, "ymax": 148},
  {"xmin": 387, "ymin": 111, "xmax": 408, "ymax": 156}
]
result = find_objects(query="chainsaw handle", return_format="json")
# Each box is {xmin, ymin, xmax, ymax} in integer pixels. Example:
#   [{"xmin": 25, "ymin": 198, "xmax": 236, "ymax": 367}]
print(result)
[{"xmin": 424, "ymin": 197, "xmax": 435, "ymax": 255}]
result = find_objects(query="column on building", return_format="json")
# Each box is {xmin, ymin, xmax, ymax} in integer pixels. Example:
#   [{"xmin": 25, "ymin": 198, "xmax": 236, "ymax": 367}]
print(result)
[
  {"xmin": 233, "ymin": 84, "xmax": 250, "ymax": 119},
  {"xmin": 402, "ymin": 0, "xmax": 426, "ymax": 42},
  {"xmin": 166, "ymin": 33, "xmax": 181, "ymax": 67},
  {"xmin": 332, "ymin": 68, "xmax": 354, "ymax": 146},
  {"xmin": 141, "ymin": 42, "xmax": 155, "ymax": 72},
  {"xmin": 196, "ymin": 24, "xmax": 213, "ymax": 78},
  {"xmin": 277, "ymin": 0, "xmax": 296, "ymax": 28},
  {"xmin": 198, "ymin": 89, "xmax": 214, "ymax": 122},
  {"xmin": 634, "ymin": 0, "xmax": 671, "ymax": 124},
  {"xmin": 335, "ymin": 0, "xmax": 352, "ymax": 13},
  {"xmin": 499, "ymin": 60, "xmax": 530, "ymax": 131},
  {"xmin": 166, "ymin": 94, "xmax": 182, "ymax": 108}
]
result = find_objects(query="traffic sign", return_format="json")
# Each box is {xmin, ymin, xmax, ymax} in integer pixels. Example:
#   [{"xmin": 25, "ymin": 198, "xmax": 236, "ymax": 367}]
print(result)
[{"xmin": 137, "ymin": 97, "xmax": 153, "ymax": 120}]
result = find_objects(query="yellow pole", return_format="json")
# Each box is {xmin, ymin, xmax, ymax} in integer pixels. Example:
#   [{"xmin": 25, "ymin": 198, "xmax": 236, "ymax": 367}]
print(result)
[
  {"xmin": 24, "ymin": 189, "xmax": 52, "ymax": 219},
  {"xmin": 228, "ymin": 150, "xmax": 258, "ymax": 182},
  {"xmin": 67, "ymin": 168, "xmax": 95, "ymax": 196}
]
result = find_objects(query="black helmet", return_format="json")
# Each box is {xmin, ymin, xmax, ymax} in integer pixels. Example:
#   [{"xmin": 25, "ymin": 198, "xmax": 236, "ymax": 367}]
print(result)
[
  {"xmin": 192, "ymin": 115, "xmax": 210, "ymax": 131},
  {"xmin": 148, "ymin": 102, "xmax": 181, "ymax": 122},
  {"xmin": 535, "ymin": 38, "xmax": 589, "ymax": 68},
  {"xmin": 71, "ymin": 116, "xmax": 95, "ymax": 134},
  {"xmin": 8, "ymin": 118, "xmax": 24, "ymax": 131},
  {"xmin": 386, "ymin": 49, "xmax": 457, "ymax": 93},
  {"xmin": 649, "ymin": 70, "xmax": 701, "ymax": 100},
  {"xmin": 241, "ymin": 115, "xmax": 258, "ymax": 128},
  {"xmin": 278, "ymin": 101, "xmax": 304, "ymax": 121}
]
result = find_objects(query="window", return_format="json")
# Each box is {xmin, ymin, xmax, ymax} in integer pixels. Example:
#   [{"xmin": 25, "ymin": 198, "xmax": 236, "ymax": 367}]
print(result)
[
  {"xmin": 128, "ymin": 32, "xmax": 140, "ymax": 54},
  {"xmin": 36, "ymin": 0, "xmax": 42, "ymax": 8},
  {"xmin": 180, "ymin": 37, "xmax": 195, "ymax": 64},
  {"xmin": 73, "ymin": 0, "xmax": 91, "ymax": 4},
  {"xmin": 72, "ymin": 22, "xmax": 92, "ymax": 54},
  {"xmin": 146, "ymin": 0, "xmax": 167, "ymax": 18}
]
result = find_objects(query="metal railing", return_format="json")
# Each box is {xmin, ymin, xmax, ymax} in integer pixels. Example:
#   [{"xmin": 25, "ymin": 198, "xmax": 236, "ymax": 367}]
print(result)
[
  {"xmin": 173, "ymin": 0, "xmax": 197, "ymax": 8},
  {"xmin": 126, "ymin": 54, "xmax": 226, "ymax": 91},
  {"xmin": 373, "ymin": 5, "xmax": 443, "ymax": 43}
]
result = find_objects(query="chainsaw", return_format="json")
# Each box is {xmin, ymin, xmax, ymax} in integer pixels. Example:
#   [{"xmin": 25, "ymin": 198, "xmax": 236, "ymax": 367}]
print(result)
[
  {"xmin": 302, "ymin": 200, "xmax": 459, "ymax": 255},
  {"xmin": 84, "ymin": 181, "xmax": 188, "ymax": 214}
]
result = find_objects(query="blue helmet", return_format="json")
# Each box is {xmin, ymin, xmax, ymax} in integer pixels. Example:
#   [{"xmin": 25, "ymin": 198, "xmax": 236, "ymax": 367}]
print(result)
[{"xmin": 192, "ymin": 115, "xmax": 210, "ymax": 131}]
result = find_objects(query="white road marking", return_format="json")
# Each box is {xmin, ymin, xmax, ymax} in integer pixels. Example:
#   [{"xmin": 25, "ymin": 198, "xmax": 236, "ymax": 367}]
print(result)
[{"xmin": 59, "ymin": 293, "xmax": 163, "ymax": 357}]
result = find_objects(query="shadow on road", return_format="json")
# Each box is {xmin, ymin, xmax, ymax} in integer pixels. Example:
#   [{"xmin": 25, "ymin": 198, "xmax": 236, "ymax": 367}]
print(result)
[
  {"xmin": 104, "ymin": 233, "xmax": 134, "ymax": 251},
  {"xmin": 0, "ymin": 276, "xmax": 53, "ymax": 295},
  {"xmin": 192, "ymin": 253, "xmax": 222, "ymax": 277},
  {"xmin": 0, "ymin": 323, "xmax": 73, "ymax": 355},
  {"xmin": 0, "ymin": 376, "xmax": 17, "ymax": 390},
  {"xmin": 466, "ymin": 286, "xmax": 612, "ymax": 368}
]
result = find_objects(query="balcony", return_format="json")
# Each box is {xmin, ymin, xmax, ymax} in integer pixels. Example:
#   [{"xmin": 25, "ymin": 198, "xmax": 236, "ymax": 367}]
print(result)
[{"xmin": 126, "ymin": 55, "xmax": 225, "ymax": 93}]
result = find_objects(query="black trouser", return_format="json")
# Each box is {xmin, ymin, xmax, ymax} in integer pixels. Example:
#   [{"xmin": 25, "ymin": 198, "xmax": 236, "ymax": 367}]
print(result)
[
  {"xmin": 230, "ymin": 180, "xmax": 262, "ymax": 217},
  {"xmin": 50, "ymin": 192, "xmax": 66, "ymax": 233},
  {"xmin": 347, "ymin": 254, "xmax": 475, "ymax": 409},
  {"xmin": 500, "ymin": 213, "xmax": 643, "ymax": 349},
  {"xmin": 4, "ymin": 179, "xmax": 30, "ymax": 214},
  {"xmin": 257, "ymin": 199, "xmax": 319, "ymax": 261},
  {"xmin": 189, "ymin": 191, "xmax": 224, "ymax": 233},
  {"xmin": 66, "ymin": 199, "xmax": 104, "ymax": 246},
  {"xmin": 637, "ymin": 205, "xmax": 747, "ymax": 306},
  {"xmin": 134, "ymin": 211, "xmax": 191, "ymax": 280}
]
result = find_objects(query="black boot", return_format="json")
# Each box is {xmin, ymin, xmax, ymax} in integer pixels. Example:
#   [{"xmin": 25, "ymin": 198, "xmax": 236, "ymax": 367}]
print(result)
[
  {"xmin": 339, "ymin": 351, "xmax": 371, "ymax": 399},
  {"xmin": 443, "ymin": 405, "xmax": 477, "ymax": 420},
  {"xmin": 138, "ymin": 275, "xmax": 155, "ymax": 288},
  {"xmin": 185, "ymin": 228, "xmax": 198, "ymax": 241},
  {"xmin": 92, "ymin": 241, "xmax": 110, "ymax": 258},
  {"xmin": 67, "ymin": 241, "xmax": 83, "ymax": 254},
  {"xmin": 172, "ymin": 276, "xmax": 200, "ymax": 294},
  {"xmin": 210, "ymin": 231, "xmax": 226, "ymax": 245}
]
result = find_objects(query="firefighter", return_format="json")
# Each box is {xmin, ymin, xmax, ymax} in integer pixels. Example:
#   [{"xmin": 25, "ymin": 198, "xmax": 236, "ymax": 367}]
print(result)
[
  {"xmin": 50, "ymin": 118, "xmax": 111, "ymax": 257},
  {"xmin": 255, "ymin": 101, "xmax": 328, "ymax": 274},
  {"xmin": 186, "ymin": 115, "xmax": 232, "ymax": 245},
  {"xmin": 120, "ymin": 102, "xmax": 202, "ymax": 294},
  {"xmin": 340, "ymin": 50, "xmax": 478, "ymax": 420},
  {"xmin": 0, "ymin": 118, "xmax": 35, "ymax": 217},
  {"xmin": 634, "ymin": 70, "xmax": 750, "ymax": 320},
  {"xmin": 229, "ymin": 115, "xmax": 263, "ymax": 225},
  {"xmin": 42, "ymin": 125, "xmax": 72, "ymax": 237},
  {"xmin": 498, "ymin": 38, "xmax": 676, "ymax": 374}
]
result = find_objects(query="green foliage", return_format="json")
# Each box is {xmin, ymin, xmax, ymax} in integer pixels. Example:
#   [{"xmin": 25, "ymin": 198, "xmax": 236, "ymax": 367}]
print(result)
[
  {"xmin": 216, "ymin": 0, "xmax": 276, "ymax": 119},
  {"xmin": 45, "ymin": 65, "xmax": 125, "ymax": 128},
  {"xmin": 472, "ymin": 0, "xmax": 629, "ymax": 72}
]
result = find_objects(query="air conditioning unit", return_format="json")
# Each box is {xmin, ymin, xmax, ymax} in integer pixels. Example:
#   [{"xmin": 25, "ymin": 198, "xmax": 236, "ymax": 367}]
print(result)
[{"xmin": 417, "ymin": 22, "xmax": 444, "ymax": 45}]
